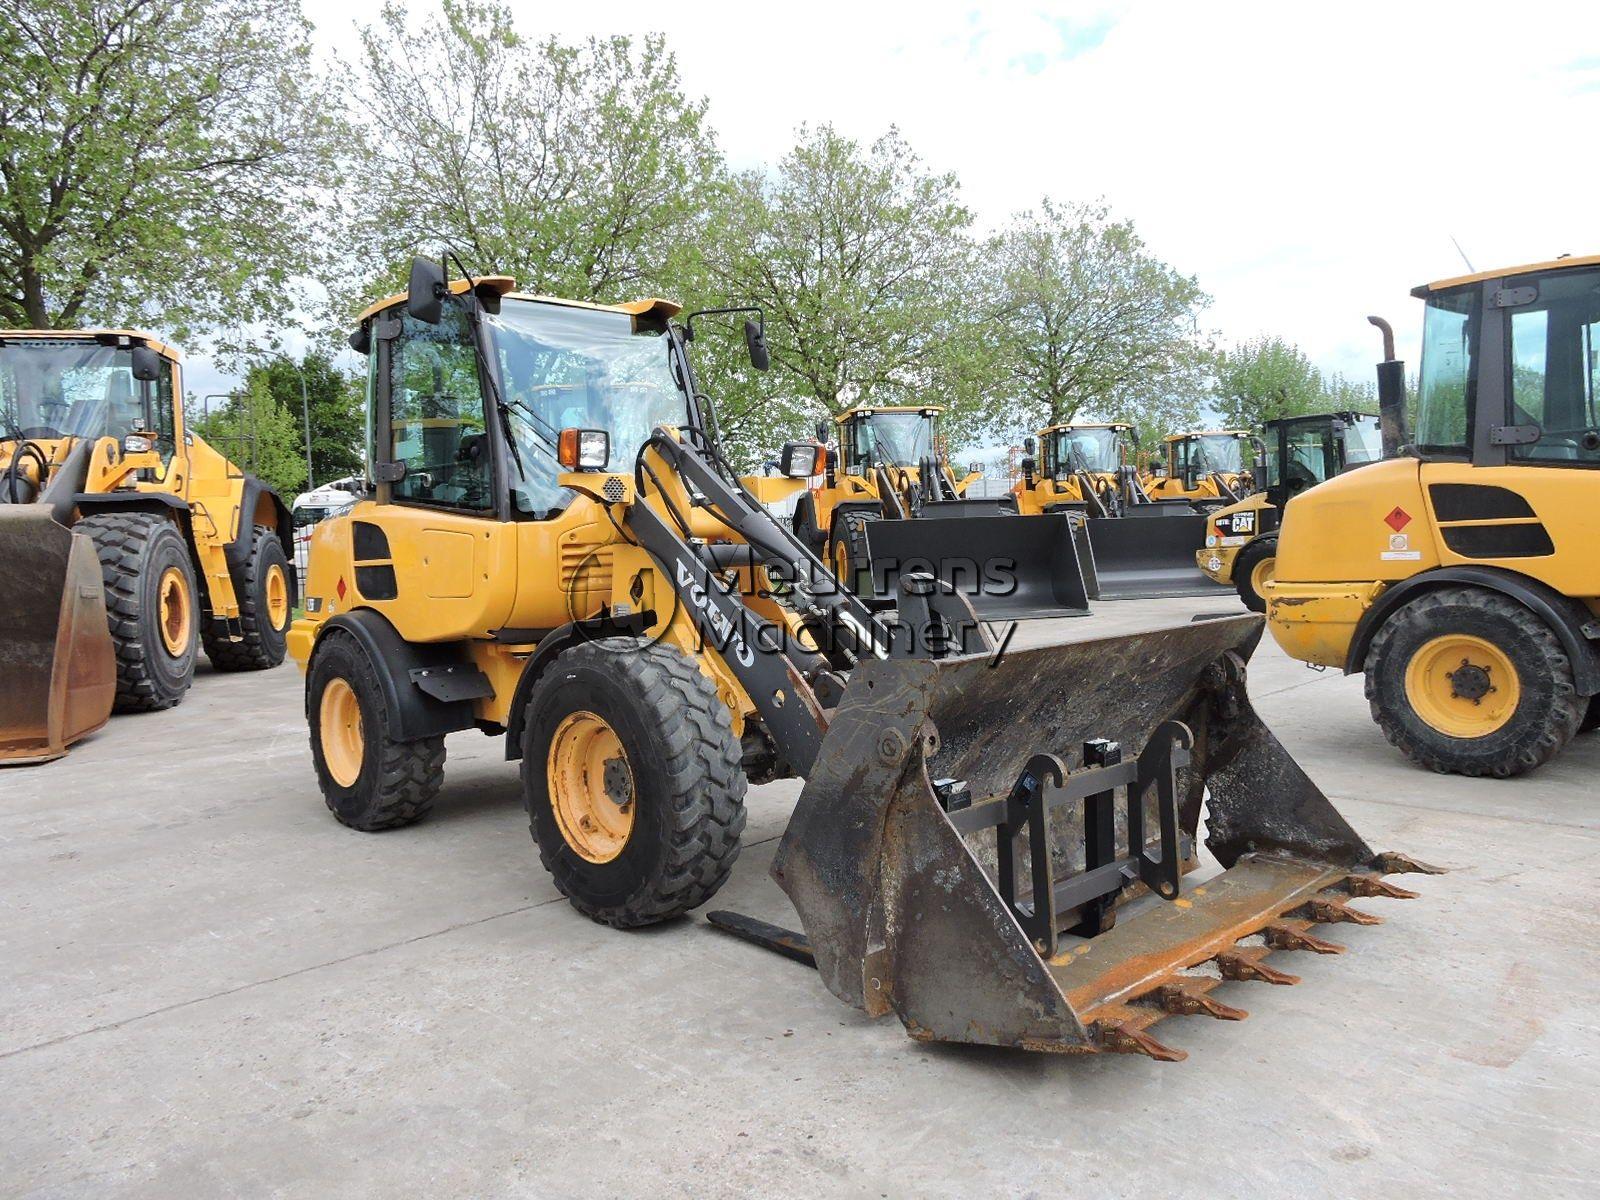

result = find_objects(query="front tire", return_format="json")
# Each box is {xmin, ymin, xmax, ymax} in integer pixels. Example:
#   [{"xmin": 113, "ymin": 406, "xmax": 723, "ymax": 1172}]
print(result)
[
  {"xmin": 1364, "ymin": 587, "xmax": 1583, "ymax": 777},
  {"xmin": 1232, "ymin": 537, "xmax": 1276, "ymax": 614},
  {"xmin": 828, "ymin": 509, "xmax": 878, "ymax": 598},
  {"xmin": 308, "ymin": 629, "xmax": 444, "ymax": 830},
  {"xmin": 78, "ymin": 511, "xmax": 198, "ymax": 712},
  {"xmin": 521, "ymin": 638, "xmax": 746, "ymax": 928},
  {"xmin": 205, "ymin": 525, "xmax": 293, "ymax": 671}
]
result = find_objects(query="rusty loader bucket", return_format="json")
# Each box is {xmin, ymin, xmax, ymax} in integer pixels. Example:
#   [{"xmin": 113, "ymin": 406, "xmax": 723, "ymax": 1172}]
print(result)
[
  {"xmin": 715, "ymin": 614, "xmax": 1436, "ymax": 1061},
  {"xmin": 1081, "ymin": 511, "xmax": 1225, "ymax": 600},
  {"xmin": 863, "ymin": 513, "xmax": 1092, "ymax": 621},
  {"xmin": 0, "ymin": 507, "xmax": 116, "ymax": 765}
]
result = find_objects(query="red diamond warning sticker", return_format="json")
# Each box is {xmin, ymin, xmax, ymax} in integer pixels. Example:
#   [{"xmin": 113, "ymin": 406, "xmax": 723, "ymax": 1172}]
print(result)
[
  {"xmin": 335, "ymin": 576, "xmax": 348, "ymax": 601},
  {"xmin": 1383, "ymin": 506, "xmax": 1411, "ymax": 532}
]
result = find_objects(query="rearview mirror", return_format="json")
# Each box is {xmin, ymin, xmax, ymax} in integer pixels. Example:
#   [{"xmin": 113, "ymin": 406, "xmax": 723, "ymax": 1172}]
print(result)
[
  {"xmin": 407, "ymin": 257, "xmax": 447, "ymax": 325},
  {"xmin": 814, "ymin": 419, "xmax": 829, "ymax": 443},
  {"xmin": 777, "ymin": 440, "xmax": 821, "ymax": 479},
  {"xmin": 130, "ymin": 345, "xmax": 162, "ymax": 382},
  {"xmin": 1023, "ymin": 436, "xmax": 1036, "ymax": 455},
  {"xmin": 744, "ymin": 319, "xmax": 770, "ymax": 372}
]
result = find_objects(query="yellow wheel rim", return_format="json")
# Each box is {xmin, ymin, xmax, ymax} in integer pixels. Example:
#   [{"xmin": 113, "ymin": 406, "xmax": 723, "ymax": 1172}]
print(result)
[
  {"xmin": 1404, "ymin": 634, "xmax": 1521, "ymax": 738},
  {"xmin": 1250, "ymin": 554, "xmax": 1276, "ymax": 596},
  {"xmin": 833, "ymin": 537, "xmax": 850, "ymax": 585},
  {"xmin": 319, "ymin": 677, "xmax": 364, "ymax": 787},
  {"xmin": 265, "ymin": 562, "xmax": 290, "ymax": 631},
  {"xmin": 157, "ymin": 566, "xmax": 191, "ymax": 657},
  {"xmin": 547, "ymin": 711, "xmax": 635, "ymax": 864}
]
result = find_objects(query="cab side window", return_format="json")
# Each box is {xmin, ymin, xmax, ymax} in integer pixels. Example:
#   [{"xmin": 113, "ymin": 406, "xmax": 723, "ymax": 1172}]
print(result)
[{"xmin": 388, "ymin": 304, "xmax": 492, "ymax": 507}]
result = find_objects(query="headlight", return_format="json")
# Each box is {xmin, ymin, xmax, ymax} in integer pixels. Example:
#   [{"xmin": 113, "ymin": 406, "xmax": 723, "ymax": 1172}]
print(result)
[{"xmin": 122, "ymin": 434, "xmax": 152, "ymax": 454}]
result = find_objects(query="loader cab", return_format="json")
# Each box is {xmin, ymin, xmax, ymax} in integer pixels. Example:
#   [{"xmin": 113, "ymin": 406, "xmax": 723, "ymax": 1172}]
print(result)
[
  {"xmin": 835, "ymin": 406, "xmax": 939, "ymax": 474},
  {"xmin": 1168, "ymin": 432, "xmax": 1248, "ymax": 485},
  {"xmin": 1259, "ymin": 411, "xmax": 1381, "ymax": 506},
  {"xmin": 354, "ymin": 281, "xmax": 690, "ymax": 521},
  {"xmin": 0, "ymin": 334, "xmax": 181, "ymax": 501},
  {"xmin": 1411, "ymin": 258, "xmax": 1600, "ymax": 468},
  {"xmin": 1040, "ymin": 423, "xmax": 1130, "ymax": 480}
]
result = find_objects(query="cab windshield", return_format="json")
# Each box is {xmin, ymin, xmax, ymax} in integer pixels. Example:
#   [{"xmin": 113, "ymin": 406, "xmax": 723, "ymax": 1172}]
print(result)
[
  {"xmin": 0, "ymin": 340, "xmax": 172, "ymax": 450},
  {"xmin": 486, "ymin": 300, "xmax": 689, "ymax": 515},
  {"xmin": 1051, "ymin": 427, "xmax": 1120, "ymax": 474},
  {"xmin": 1415, "ymin": 288, "xmax": 1476, "ymax": 455},
  {"xmin": 852, "ymin": 412, "xmax": 933, "ymax": 468},
  {"xmin": 1193, "ymin": 435, "xmax": 1243, "ymax": 474}
]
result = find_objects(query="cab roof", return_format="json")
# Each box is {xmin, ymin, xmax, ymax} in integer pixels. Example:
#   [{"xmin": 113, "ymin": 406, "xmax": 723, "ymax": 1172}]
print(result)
[
  {"xmin": 1163, "ymin": 430, "xmax": 1250, "ymax": 442},
  {"xmin": 1038, "ymin": 422, "xmax": 1130, "ymax": 436},
  {"xmin": 1415, "ymin": 252, "xmax": 1600, "ymax": 296},
  {"xmin": 834, "ymin": 405, "xmax": 942, "ymax": 424},
  {"xmin": 355, "ymin": 276, "xmax": 682, "ymax": 327},
  {"xmin": 0, "ymin": 329, "xmax": 182, "ymax": 360}
]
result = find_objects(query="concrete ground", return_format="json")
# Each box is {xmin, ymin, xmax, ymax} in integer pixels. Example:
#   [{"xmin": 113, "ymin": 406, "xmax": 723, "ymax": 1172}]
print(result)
[{"xmin": 3, "ymin": 594, "xmax": 1597, "ymax": 1199}]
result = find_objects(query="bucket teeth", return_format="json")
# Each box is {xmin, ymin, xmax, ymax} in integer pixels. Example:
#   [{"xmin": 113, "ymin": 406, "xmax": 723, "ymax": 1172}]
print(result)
[
  {"xmin": 1343, "ymin": 875, "xmax": 1420, "ymax": 901},
  {"xmin": 1305, "ymin": 897, "xmax": 1384, "ymax": 926},
  {"xmin": 1215, "ymin": 948, "xmax": 1300, "ymax": 986},
  {"xmin": 1146, "ymin": 979, "xmax": 1248, "ymax": 1021},
  {"xmin": 1100, "ymin": 1022, "xmax": 1187, "ymax": 1062},
  {"xmin": 1372, "ymin": 851, "xmax": 1446, "ymax": 876},
  {"xmin": 1263, "ymin": 923, "xmax": 1346, "ymax": 955}
]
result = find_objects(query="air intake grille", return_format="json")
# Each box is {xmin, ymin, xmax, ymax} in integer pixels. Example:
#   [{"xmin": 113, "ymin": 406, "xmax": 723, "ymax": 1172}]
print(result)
[{"xmin": 603, "ymin": 475, "xmax": 626, "ymax": 503}]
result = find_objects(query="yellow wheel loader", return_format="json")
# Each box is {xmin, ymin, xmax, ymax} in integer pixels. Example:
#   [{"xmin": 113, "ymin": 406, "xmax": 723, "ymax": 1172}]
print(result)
[
  {"xmin": 0, "ymin": 331, "xmax": 296, "ymax": 764},
  {"xmin": 1144, "ymin": 430, "xmax": 1260, "ymax": 506},
  {"xmin": 290, "ymin": 259, "xmax": 1432, "ymax": 1061},
  {"xmin": 1011, "ymin": 422, "xmax": 1228, "ymax": 600},
  {"xmin": 1198, "ymin": 410, "xmax": 1382, "ymax": 611},
  {"xmin": 789, "ymin": 406, "xmax": 1093, "ymax": 620},
  {"xmin": 1265, "ymin": 254, "xmax": 1600, "ymax": 777}
]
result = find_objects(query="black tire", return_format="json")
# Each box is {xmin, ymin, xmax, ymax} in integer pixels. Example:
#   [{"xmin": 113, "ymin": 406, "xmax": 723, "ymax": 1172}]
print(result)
[
  {"xmin": 1364, "ymin": 586, "xmax": 1584, "ymax": 777},
  {"xmin": 521, "ymin": 638, "xmax": 746, "ymax": 928},
  {"xmin": 78, "ymin": 511, "xmax": 198, "ymax": 712},
  {"xmin": 308, "ymin": 629, "xmax": 444, "ymax": 830},
  {"xmin": 204, "ymin": 525, "xmax": 293, "ymax": 671},
  {"xmin": 828, "ymin": 509, "xmax": 878, "ymax": 597},
  {"xmin": 1580, "ymin": 694, "xmax": 1600, "ymax": 735},
  {"xmin": 1232, "ymin": 537, "xmax": 1276, "ymax": 614},
  {"xmin": 791, "ymin": 491, "xmax": 827, "ymax": 555}
]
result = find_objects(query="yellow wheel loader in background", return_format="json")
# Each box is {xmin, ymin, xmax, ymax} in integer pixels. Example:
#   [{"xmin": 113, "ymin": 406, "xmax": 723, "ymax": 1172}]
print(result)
[
  {"xmin": 1011, "ymin": 422, "xmax": 1229, "ymax": 600},
  {"xmin": 1144, "ymin": 430, "xmax": 1260, "ymax": 506},
  {"xmin": 290, "ymin": 258, "xmax": 1432, "ymax": 1062},
  {"xmin": 1198, "ymin": 410, "xmax": 1382, "ymax": 611},
  {"xmin": 0, "ymin": 331, "xmax": 295, "ymax": 764},
  {"xmin": 790, "ymin": 405, "xmax": 1093, "ymax": 619},
  {"xmin": 1266, "ymin": 254, "xmax": 1600, "ymax": 777}
]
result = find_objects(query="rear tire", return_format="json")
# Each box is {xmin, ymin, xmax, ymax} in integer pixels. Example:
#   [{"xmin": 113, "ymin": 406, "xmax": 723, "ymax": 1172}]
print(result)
[
  {"xmin": 1232, "ymin": 537, "xmax": 1276, "ymax": 614},
  {"xmin": 78, "ymin": 511, "xmax": 197, "ymax": 712},
  {"xmin": 205, "ymin": 525, "xmax": 293, "ymax": 671},
  {"xmin": 1364, "ymin": 587, "xmax": 1583, "ymax": 777},
  {"xmin": 521, "ymin": 638, "xmax": 746, "ymax": 928},
  {"xmin": 308, "ymin": 629, "xmax": 444, "ymax": 830}
]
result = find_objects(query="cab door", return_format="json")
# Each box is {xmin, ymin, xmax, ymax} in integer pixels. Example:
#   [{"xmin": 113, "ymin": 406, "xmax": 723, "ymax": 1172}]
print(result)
[{"xmin": 363, "ymin": 301, "xmax": 516, "ymax": 641}]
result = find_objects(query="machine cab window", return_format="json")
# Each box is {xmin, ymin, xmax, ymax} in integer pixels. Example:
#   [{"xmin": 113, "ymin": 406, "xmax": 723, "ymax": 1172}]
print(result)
[
  {"xmin": 387, "ymin": 304, "xmax": 491, "ymax": 509},
  {"xmin": 1505, "ymin": 268, "xmax": 1600, "ymax": 465},
  {"xmin": 0, "ymin": 337, "xmax": 176, "ymax": 462}
]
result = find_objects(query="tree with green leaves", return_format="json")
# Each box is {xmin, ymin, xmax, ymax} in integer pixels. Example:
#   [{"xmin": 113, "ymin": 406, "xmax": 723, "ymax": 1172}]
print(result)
[
  {"xmin": 188, "ymin": 373, "xmax": 305, "ymax": 498},
  {"xmin": 0, "ymin": 0, "xmax": 345, "ymax": 346},
  {"xmin": 984, "ymin": 198, "xmax": 1211, "ymax": 448},
  {"xmin": 702, "ymin": 124, "xmax": 977, "ymax": 465},
  {"xmin": 350, "ymin": 2, "xmax": 722, "ymax": 308},
  {"xmin": 254, "ymin": 353, "xmax": 366, "ymax": 488},
  {"xmin": 1212, "ymin": 336, "xmax": 1378, "ymax": 430},
  {"xmin": 188, "ymin": 353, "xmax": 363, "ymax": 496}
]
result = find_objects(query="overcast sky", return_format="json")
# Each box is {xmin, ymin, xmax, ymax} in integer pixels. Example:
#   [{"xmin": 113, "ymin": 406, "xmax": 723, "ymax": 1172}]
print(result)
[{"xmin": 189, "ymin": 0, "xmax": 1600, "ymax": 405}]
